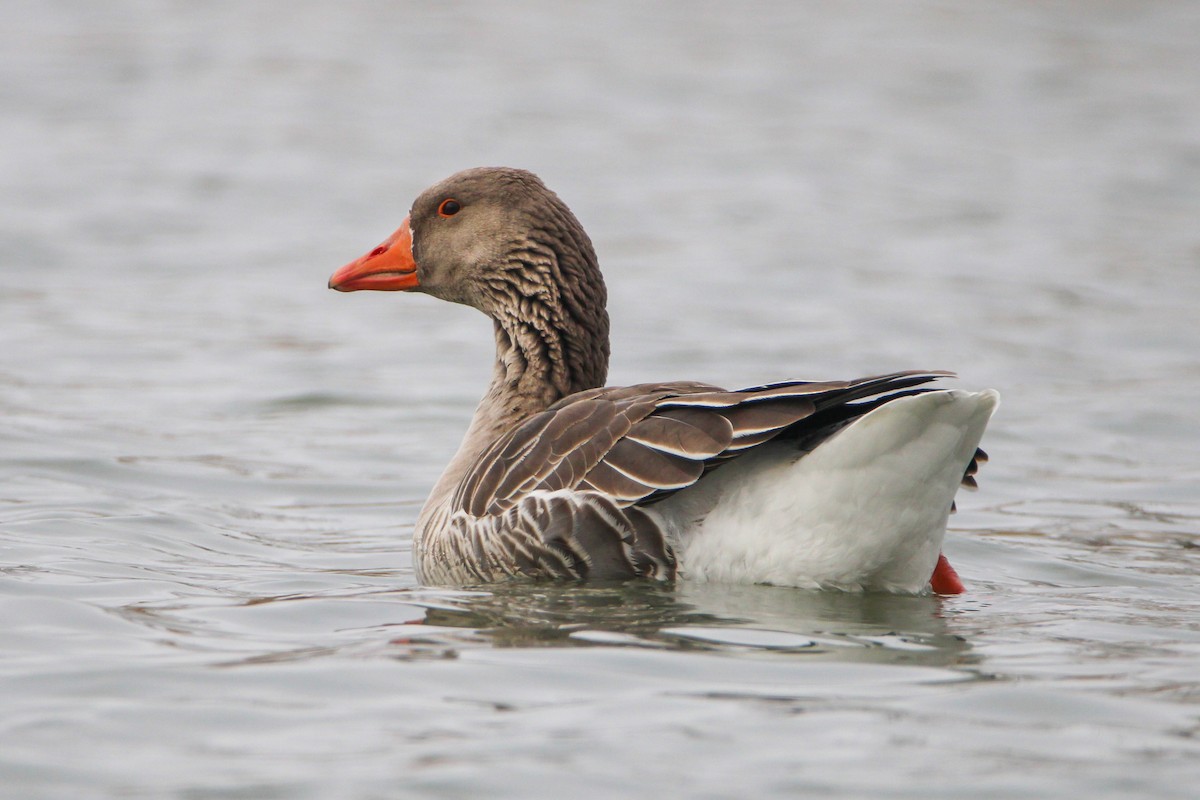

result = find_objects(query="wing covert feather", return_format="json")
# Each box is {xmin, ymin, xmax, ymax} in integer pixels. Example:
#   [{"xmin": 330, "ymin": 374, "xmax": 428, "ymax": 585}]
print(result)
[{"xmin": 454, "ymin": 371, "xmax": 952, "ymax": 518}]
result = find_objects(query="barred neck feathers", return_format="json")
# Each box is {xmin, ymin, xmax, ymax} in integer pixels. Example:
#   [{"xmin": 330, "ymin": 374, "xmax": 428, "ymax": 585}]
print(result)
[{"xmin": 486, "ymin": 220, "xmax": 610, "ymax": 413}]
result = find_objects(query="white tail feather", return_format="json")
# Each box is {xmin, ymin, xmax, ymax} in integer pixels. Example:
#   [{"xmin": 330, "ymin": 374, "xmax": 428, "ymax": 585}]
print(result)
[{"xmin": 662, "ymin": 389, "xmax": 999, "ymax": 592}]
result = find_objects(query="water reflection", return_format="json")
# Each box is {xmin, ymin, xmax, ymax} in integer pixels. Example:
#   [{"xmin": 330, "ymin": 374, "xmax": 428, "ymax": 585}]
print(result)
[
  {"xmin": 412, "ymin": 582, "xmax": 718, "ymax": 647},
  {"xmin": 400, "ymin": 581, "xmax": 976, "ymax": 669}
]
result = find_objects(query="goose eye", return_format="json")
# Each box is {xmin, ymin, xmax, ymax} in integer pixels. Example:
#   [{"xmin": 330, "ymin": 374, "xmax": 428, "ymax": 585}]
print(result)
[{"xmin": 437, "ymin": 198, "xmax": 461, "ymax": 217}]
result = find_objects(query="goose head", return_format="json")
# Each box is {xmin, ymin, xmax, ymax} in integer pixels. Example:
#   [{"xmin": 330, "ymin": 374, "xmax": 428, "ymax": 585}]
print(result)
[
  {"xmin": 329, "ymin": 167, "xmax": 606, "ymax": 317},
  {"xmin": 329, "ymin": 166, "xmax": 611, "ymax": 396}
]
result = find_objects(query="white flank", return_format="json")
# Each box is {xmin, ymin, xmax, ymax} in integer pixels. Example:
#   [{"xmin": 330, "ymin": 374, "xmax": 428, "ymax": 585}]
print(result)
[{"xmin": 657, "ymin": 389, "xmax": 1000, "ymax": 592}]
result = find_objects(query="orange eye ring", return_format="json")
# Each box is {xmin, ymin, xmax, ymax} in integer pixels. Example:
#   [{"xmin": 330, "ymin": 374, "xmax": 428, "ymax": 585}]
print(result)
[{"xmin": 437, "ymin": 198, "xmax": 461, "ymax": 217}]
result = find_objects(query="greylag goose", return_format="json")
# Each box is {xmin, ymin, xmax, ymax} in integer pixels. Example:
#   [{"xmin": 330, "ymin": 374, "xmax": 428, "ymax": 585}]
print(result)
[{"xmin": 329, "ymin": 167, "xmax": 998, "ymax": 593}]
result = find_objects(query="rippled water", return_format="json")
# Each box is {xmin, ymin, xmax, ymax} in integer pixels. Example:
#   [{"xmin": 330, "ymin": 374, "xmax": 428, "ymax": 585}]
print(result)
[{"xmin": 3, "ymin": 2, "xmax": 1199, "ymax": 797}]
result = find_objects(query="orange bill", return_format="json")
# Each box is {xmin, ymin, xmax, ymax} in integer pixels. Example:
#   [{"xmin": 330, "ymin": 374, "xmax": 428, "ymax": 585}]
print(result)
[{"xmin": 328, "ymin": 216, "xmax": 419, "ymax": 291}]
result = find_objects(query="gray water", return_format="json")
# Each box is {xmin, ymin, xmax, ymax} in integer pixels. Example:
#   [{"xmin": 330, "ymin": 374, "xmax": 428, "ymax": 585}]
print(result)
[{"xmin": 3, "ymin": 2, "xmax": 1199, "ymax": 797}]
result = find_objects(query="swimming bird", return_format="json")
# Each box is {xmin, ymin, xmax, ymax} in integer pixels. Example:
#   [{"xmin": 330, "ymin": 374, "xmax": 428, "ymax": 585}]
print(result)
[{"xmin": 329, "ymin": 167, "xmax": 997, "ymax": 593}]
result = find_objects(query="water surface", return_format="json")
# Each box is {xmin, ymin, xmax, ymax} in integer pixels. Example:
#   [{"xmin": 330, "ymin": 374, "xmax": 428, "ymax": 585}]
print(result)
[{"xmin": 2, "ymin": 2, "xmax": 1199, "ymax": 798}]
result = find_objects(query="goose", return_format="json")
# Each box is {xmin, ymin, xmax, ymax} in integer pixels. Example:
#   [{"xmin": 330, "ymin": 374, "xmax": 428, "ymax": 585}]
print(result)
[{"xmin": 329, "ymin": 167, "xmax": 998, "ymax": 593}]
